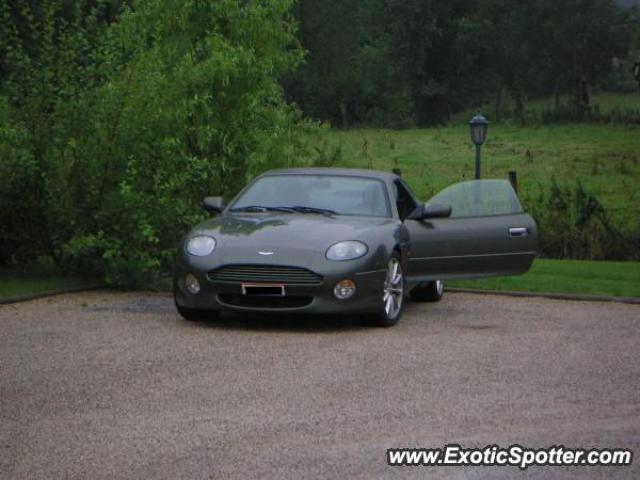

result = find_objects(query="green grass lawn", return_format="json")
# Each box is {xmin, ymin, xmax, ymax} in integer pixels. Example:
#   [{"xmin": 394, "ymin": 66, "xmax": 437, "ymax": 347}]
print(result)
[
  {"xmin": 314, "ymin": 123, "xmax": 640, "ymax": 229},
  {"xmin": 0, "ymin": 276, "xmax": 89, "ymax": 300},
  {"xmin": 448, "ymin": 259, "xmax": 640, "ymax": 298}
]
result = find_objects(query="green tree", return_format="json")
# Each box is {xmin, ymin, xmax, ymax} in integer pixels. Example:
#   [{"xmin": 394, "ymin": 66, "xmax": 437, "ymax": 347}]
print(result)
[
  {"xmin": 285, "ymin": 0, "xmax": 408, "ymax": 127},
  {"xmin": 49, "ymin": 0, "xmax": 311, "ymax": 285},
  {"xmin": 285, "ymin": 0, "xmax": 633, "ymax": 125},
  {"xmin": 0, "ymin": 0, "xmax": 114, "ymax": 265},
  {"xmin": 0, "ymin": 0, "xmax": 312, "ymax": 284},
  {"xmin": 532, "ymin": 0, "xmax": 632, "ymax": 116}
]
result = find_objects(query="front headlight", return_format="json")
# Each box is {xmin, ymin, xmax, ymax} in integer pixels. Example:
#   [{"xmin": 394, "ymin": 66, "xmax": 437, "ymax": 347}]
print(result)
[
  {"xmin": 326, "ymin": 241, "xmax": 368, "ymax": 261},
  {"xmin": 186, "ymin": 235, "xmax": 216, "ymax": 256}
]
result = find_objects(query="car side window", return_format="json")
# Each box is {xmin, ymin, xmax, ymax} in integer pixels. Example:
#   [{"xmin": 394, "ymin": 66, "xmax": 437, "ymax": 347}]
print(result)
[
  {"xmin": 394, "ymin": 180, "xmax": 419, "ymax": 220},
  {"xmin": 428, "ymin": 180, "xmax": 523, "ymax": 218}
]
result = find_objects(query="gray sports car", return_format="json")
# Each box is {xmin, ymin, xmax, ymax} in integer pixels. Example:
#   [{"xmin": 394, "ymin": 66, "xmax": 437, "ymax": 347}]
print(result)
[{"xmin": 174, "ymin": 168, "xmax": 537, "ymax": 326}]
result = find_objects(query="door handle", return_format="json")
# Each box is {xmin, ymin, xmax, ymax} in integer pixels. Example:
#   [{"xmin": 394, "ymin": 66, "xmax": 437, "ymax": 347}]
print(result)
[{"xmin": 509, "ymin": 227, "xmax": 529, "ymax": 237}]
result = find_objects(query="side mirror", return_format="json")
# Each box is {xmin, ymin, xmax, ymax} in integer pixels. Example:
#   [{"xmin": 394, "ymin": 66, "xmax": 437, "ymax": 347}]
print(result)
[
  {"xmin": 409, "ymin": 202, "xmax": 452, "ymax": 220},
  {"xmin": 203, "ymin": 196, "xmax": 224, "ymax": 214},
  {"xmin": 423, "ymin": 203, "xmax": 451, "ymax": 218}
]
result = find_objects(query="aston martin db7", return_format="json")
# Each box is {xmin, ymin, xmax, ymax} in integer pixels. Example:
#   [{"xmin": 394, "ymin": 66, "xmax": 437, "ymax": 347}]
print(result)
[{"xmin": 174, "ymin": 168, "xmax": 537, "ymax": 326}]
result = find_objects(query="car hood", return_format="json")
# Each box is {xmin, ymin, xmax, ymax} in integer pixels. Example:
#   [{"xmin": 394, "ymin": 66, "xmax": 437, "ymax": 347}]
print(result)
[{"xmin": 190, "ymin": 213, "xmax": 395, "ymax": 265}]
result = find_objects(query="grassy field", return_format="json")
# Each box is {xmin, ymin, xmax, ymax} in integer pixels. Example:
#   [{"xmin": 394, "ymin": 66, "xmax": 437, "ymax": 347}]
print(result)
[
  {"xmin": 314, "ymin": 123, "xmax": 640, "ymax": 229},
  {"xmin": 449, "ymin": 259, "xmax": 640, "ymax": 298},
  {"xmin": 0, "ymin": 276, "xmax": 89, "ymax": 300}
]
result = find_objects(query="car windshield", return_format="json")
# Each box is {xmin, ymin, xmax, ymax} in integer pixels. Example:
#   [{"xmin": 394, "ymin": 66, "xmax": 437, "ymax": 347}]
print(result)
[{"xmin": 230, "ymin": 175, "xmax": 391, "ymax": 217}]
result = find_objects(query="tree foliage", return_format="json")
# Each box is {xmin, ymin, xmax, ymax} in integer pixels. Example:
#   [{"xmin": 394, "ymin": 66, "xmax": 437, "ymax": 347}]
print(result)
[
  {"xmin": 286, "ymin": 0, "xmax": 635, "ymax": 126},
  {"xmin": 0, "ymin": 0, "xmax": 311, "ymax": 285},
  {"xmin": 284, "ymin": 0, "xmax": 409, "ymax": 128}
]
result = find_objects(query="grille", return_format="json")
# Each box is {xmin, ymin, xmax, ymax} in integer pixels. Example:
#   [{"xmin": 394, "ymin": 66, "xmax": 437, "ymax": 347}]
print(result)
[{"xmin": 207, "ymin": 264, "xmax": 323, "ymax": 285}]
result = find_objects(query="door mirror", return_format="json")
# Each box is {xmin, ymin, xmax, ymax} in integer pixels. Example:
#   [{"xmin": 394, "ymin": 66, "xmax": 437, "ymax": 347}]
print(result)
[
  {"xmin": 423, "ymin": 203, "xmax": 452, "ymax": 218},
  {"xmin": 410, "ymin": 202, "xmax": 451, "ymax": 219},
  {"xmin": 203, "ymin": 196, "xmax": 224, "ymax": 214}
]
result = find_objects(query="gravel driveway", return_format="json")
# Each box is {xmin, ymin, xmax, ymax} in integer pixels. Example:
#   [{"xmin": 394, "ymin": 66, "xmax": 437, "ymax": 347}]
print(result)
[{"xmin": 1, "ymin": 291, "xmax": 639, "ymax": 479}]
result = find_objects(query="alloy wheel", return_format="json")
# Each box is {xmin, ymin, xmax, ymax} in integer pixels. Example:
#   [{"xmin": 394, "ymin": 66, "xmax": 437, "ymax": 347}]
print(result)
[{"xmin": 383, "ymin": 257, "xmax": 404, "ymax": 319}]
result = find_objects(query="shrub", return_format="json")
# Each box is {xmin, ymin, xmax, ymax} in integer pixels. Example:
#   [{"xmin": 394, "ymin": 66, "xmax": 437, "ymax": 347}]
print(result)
[
  {"xmin": 1, "ymin": 0, "xmax": 314, "ymax": 287},
  {"xmin": 0, "ymin": 99, "xmax": 46, "ymax": 266},
  {"xmin": 311, "ymin": 142, "xmax": 343, "ymax": 167},
  {"xmin": 524, "ymin": 179, "xmax": 639, "ymax": 261}
]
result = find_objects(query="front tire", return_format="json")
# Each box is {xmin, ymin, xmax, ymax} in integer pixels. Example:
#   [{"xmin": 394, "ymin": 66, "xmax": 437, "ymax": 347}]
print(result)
[
  {"xmin": 370, "ymin": 253, "xmax": 405, "ymax": 327},
  {"xmin": 409, "ymin": 280, "xmax": 444, "ymax": 302}
]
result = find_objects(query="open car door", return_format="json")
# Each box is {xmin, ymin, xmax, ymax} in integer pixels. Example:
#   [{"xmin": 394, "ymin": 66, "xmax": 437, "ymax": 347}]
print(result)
[{"xmin": 405, "ymin": 180, "xmax": 537, "ymax": 281}]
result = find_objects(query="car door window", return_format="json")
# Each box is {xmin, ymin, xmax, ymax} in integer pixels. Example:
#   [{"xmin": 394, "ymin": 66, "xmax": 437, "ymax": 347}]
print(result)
[
  {"xmin": 427, "ymin": 180, "xmax": 522, "ymax": 218},
  {"xmin": 394, "ymin": 180, "xmax": 419, "ymax": 220}
]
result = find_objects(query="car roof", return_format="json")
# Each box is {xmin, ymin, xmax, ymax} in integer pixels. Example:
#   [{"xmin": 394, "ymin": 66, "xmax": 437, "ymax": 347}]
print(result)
[{"xmin": 261, "ymin": 167, "xmax": 399, "ymax": 182}]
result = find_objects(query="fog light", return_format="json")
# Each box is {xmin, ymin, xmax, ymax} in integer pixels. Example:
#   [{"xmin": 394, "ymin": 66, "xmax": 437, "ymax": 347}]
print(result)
[
  {"xmin": 185, "ymin": 274, "xmax": 200, "ymax": 294},
  {"xmin": 334, "ymin": 279, "xmax": 356, "ymax": 299}
]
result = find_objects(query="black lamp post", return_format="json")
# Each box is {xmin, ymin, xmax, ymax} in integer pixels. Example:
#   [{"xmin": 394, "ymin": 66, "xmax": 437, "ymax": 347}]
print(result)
[{"xmin": 469, "ymin": 114, "xmax": 489, "ymax": 179}]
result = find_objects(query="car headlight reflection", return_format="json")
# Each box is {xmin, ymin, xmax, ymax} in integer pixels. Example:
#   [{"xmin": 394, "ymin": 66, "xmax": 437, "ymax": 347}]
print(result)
[
  {"xmin": 326, "ymin": 241, "xmax": 368, "ymax": 261},
  {"xmin": 186, "ymin": 235, "xmax": 216, "ymax": 256}
]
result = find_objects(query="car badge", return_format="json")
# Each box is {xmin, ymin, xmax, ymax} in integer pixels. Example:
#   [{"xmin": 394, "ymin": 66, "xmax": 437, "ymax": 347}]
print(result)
[{"xmin": 258, "ymin": 251, "xmax": 274, "ymax": 256}]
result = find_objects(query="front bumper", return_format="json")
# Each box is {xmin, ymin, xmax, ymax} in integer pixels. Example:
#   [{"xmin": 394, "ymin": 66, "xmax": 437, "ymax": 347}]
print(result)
[{"xmin": 174, "ymin": 261, "xmax": 387, "ymax": 314}]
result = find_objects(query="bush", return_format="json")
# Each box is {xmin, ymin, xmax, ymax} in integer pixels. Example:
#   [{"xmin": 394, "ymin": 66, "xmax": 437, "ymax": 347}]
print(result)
[
  {"xmin": 0, "ymin": 0, "xmax": 109, "ymax": 268},
  {"xmin": 311, "ymin": 141, "xmax": 343, "ymax": 167},
  {"xmin": 0, "ymin": 0, "xmax": 314, "ymax": 287},
  {"xmin": 0, "ymin": 99, "xmax": 46, "ymax": 266},
  {"xmin": 524, "ymin": 179, "xmax": 639, "ymax": 261}
]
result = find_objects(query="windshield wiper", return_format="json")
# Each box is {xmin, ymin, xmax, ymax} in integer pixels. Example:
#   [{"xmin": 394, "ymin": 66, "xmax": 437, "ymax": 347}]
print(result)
[
  {"xmin": 230, "ymin": 205, "xmax": 296, "ymax": 213},
  {"xmin": 231, "ymin": 205, "xmax": 337, "ymax": 215},
  {"xmin": 286, "ymin": 206, "xmax": 338, "ymax": 216}
]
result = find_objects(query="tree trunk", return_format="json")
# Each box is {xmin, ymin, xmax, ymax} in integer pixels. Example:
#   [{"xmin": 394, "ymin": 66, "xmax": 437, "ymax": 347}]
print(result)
[
  {"xmin": 574, "ymin": 78, "xmax": 581, "ymax": 118},
  {"xmin": 339, "ymin": 102, "xmax": 348, "ymax": 129},
  {"xmin": 514, "ymin": 91, "xmax": 525, "ymax": 125},
  {"xmin": 574, "ymin": 77, "xmax": 589, "ymax": 119},
  {"xmin": 494, "ymin": 85, "xmax": 503, "ymax": 122}
]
